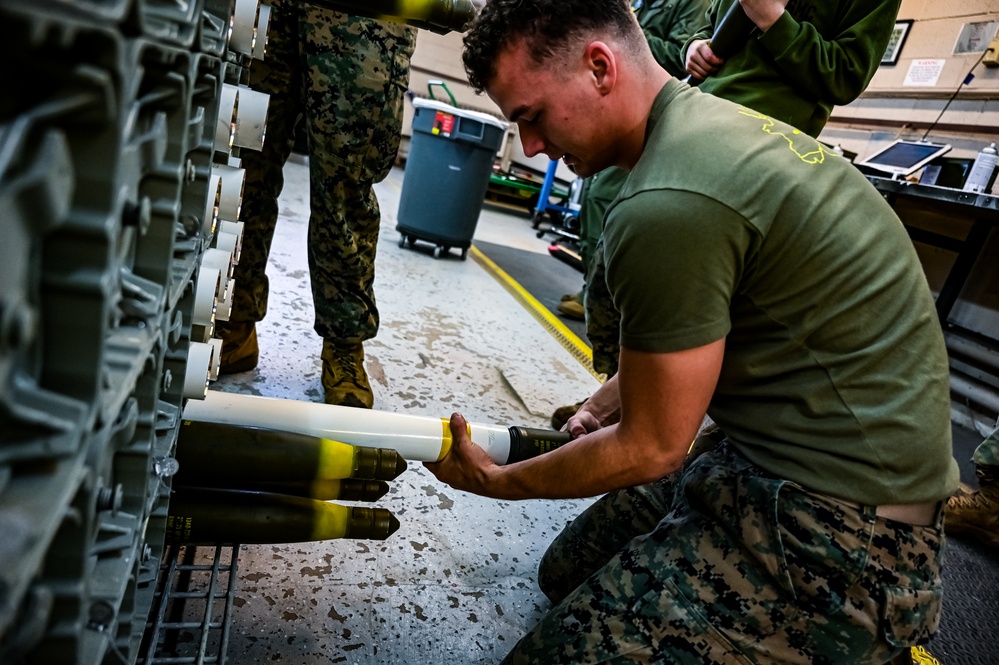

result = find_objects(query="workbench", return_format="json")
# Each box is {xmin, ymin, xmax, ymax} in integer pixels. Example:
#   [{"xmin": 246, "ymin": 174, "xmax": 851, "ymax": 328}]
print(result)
[{"xmin": 865, "ymin": 175, "xmax": 999, "ymax": 327}]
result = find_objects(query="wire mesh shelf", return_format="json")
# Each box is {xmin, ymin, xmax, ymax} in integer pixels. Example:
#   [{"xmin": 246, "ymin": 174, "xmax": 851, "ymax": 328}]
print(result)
[{"xmin": 138, "ymin": 544, "xmax": 241, "ymax": 665}]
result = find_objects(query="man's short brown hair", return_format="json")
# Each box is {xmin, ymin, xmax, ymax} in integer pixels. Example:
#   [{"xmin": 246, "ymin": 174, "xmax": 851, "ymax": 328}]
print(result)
[{"xmin": 462, "ymin": 0, "xmax": 642, "ymax": 93}]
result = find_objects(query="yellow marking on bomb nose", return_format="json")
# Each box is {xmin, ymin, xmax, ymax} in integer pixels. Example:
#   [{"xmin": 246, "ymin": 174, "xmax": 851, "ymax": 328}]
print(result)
[
  {"xmin": 396, "ymin": 0, "xmax": 430, "ymax": 20},
  {"xmin": 312, "ymin": 501, "xmax": 349, "ymax": 540},
  {"xmin": 316, "ymin": 439, "xmax": 361, "ymax": 479},
  {"xmin": 309, "ymin": 479, "xmax": 343, "ymax": 500}
]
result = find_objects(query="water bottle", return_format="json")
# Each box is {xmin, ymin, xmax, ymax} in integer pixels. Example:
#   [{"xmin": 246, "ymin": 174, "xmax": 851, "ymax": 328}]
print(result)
[{"xmin": 963, "ymin": 143, "xmax": 998, "ymax": 193}]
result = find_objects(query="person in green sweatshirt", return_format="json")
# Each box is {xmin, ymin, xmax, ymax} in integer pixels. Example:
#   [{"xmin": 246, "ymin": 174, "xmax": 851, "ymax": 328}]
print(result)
[{"xmin": 684, "ymin": 0, "xmax": 901, "ymax": 138}]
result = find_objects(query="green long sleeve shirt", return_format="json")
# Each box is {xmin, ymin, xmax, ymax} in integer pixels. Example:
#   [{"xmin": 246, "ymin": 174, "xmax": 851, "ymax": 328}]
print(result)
[
  {"xmin": 683, "ymin": 0, "xmax": 901, "ymax": 137},
  {"xmin": 636, "ymin": 0, "xmax": 712, "ymax": 78}
]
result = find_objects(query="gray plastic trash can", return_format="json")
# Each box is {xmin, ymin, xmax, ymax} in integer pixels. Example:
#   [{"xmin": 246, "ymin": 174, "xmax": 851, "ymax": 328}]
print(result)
[{"xmin": 397, "ymin": 98, "xmax": 509, "ymax": 259}]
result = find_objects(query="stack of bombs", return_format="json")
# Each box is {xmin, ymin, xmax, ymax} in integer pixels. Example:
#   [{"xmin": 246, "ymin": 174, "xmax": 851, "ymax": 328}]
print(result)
[
  {"xmin": 168, "ymin": 391, "xmax": 572, "ymax": 544},
  {"xmin": 168, "ymin": 420, "xmax": 408, "ymax": 544}
]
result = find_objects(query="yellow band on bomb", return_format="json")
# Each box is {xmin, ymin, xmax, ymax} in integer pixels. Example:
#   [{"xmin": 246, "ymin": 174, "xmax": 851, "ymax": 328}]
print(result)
[
  {"xmin": 315, "ymin": 438, "xmax": 363, "ymax": 479},
  {"xmin": 311, "ymin": 501, "xmax": 350, "ymax": 540}
]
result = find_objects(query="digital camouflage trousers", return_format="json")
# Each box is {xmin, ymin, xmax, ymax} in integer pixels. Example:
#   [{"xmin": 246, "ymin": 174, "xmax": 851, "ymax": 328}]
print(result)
[
  {"xmin": 224, "ymin": 0, "xmax": 415, "ymax": 344},
  {"xmin": 578, "ymin": 167, "xmax": 628, "ymax": 377},
  {"xmin": 505, "ymin": 437, "xmax": 945, "ymax": 664}
]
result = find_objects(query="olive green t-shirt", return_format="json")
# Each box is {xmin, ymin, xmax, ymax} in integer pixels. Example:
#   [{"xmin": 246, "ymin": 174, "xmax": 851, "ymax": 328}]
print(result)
[{"xmin": 603, "ymin": 79, "xmax": 959, "ymax": 505}]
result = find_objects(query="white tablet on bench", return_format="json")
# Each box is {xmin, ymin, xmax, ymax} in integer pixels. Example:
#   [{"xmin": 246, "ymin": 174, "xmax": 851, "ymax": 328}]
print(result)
[{"xmin": 856, "ymin": 139, "xmax": 952, "ymax": 177}]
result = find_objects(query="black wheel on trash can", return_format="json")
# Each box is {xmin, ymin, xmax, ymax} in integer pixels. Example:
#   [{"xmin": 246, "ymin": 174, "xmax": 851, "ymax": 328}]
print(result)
[
  {"xmin": 460, "ymin": 247, "xmax": 468, "ymax": 260},
  {"xmin": 433, "ymin": 245, "xmax": 443, "ymax": 259},
  {"xmin": 398, "ymin": 234, "xmax": 406, "ymax": 248}
]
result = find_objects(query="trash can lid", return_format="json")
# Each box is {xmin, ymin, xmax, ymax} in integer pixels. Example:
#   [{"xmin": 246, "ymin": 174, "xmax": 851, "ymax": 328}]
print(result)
[{"xmin": 412, "ymin": 97, "xmax": 509, "ymax": 131}]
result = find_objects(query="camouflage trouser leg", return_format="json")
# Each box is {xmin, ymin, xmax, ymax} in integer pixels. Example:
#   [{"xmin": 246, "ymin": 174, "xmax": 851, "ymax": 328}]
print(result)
[
  {"xmin": 538, "ymin": 476, "xmax": 676, "ymax": 606},
  {"xmin": 972, "ymin": 425, "xmax": 999, "ymax": 468},
  {"xmin": 584, "ymin": 242, "xmax": 621, "ymax": 377},
  {"xmin": 222, "ymin": 0, "xmax": 303, "ymax": 329},
  {"xmin": 507, "ymin": 441, "xmax": 945, "ymax": 664},
  {"xmin": 580, "ymin": 167, "xmax": 628, "ymax": 377},
  {"xmin": 301, "ymin": 9, "xmax": 414, "ymax": 344},
  {"xmin": 538, "ymin": 432, "xmax": 721, "ymax": 606},
  {"xmin": 223, "ymin": 0, "xmax": 415, "ymax": 344}
]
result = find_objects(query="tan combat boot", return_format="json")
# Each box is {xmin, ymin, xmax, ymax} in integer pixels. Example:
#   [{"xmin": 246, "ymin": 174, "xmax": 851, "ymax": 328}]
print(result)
[
  {"xmin": 321, "ymin": 340, "xmax": 373, "ymax": 409},
  {"xmin": 945, "ymin": 464, "xmax": 999, "ymax": 548},
  {"xmin": 551, "ymin": 400, "xmax": 586, "ymax": 430},
  {"xmin": 556, "ymin": 291, "xmax": 585, "ymax": 321},
  {"xmin": 218, "ymin": 322, "xmax": 258, "ymax": 374}
]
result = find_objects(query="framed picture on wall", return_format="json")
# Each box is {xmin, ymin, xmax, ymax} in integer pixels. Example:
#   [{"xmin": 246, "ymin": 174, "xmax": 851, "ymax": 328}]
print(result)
[{"xmin": 882, "ymin": 19, "xmax": 914, "ymax": 66}]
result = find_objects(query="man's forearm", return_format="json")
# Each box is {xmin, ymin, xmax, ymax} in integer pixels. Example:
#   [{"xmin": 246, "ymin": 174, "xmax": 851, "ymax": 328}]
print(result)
[
  {"xmin": 486, "ymin": 420, "xmax": 687, "ymax": 500},
  {"xmin": 577, "ymin": 374, "xmax": 621, "ymax": 427}
]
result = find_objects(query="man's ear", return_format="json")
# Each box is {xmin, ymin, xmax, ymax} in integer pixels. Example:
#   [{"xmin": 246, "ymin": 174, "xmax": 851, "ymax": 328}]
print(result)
[{"xmin": 584, "ymin": 41, "xmax": 617, "ymax": 95}]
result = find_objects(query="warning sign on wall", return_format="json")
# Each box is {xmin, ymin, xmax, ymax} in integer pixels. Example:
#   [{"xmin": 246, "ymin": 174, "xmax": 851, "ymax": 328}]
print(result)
[{"xmin": 903, "ymin": 59, "xmax": 945, "ymax": 87}]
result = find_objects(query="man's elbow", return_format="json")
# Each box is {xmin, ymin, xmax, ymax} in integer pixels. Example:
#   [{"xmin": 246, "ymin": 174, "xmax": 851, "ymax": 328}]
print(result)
[{"xmin": 623, "ymin": 435, "xmax": 688, "ymax": 484}]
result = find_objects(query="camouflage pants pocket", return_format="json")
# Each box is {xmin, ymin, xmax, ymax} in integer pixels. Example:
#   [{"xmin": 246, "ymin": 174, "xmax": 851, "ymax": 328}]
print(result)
[
  {"xmin": 663, "ymin": 447, "xmax": 809, "ymax": 637},
  {"xmin": 862, "ymin": 516, "xmax": 945, "ymax": 660},
  {"xmin": 775, "ymin": 485, "xmax": 870, "ymax": 617},
  {"xmin": 881, "ymin": 585, "xmax": 943, "ymax": 650},
  {"xmin": 739, "ymin": 458, "xmax": 943, "ymax": 663},
  {"xmin": 363, "ymin": 40, "xmax": 414, "ymax": 184},
  {"xmin": 302, "ymin": 15, "xmax": 414, "ymax": 186}
]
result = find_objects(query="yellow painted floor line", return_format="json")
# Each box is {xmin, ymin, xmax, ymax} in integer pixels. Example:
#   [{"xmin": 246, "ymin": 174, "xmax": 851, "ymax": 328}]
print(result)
[{"xmin": 470, "ymin": 244, "xmax": 605, "ymax": 383}]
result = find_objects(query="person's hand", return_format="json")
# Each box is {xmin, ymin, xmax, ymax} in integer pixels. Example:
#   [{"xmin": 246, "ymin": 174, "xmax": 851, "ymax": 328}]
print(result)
[
  {"xmin": 423, "ymin": 412, "xmax": 499, "ymax": 496},
  {"xmin": 739, "ymin": 0, "xmax": 790, "ymax": 33},
  {"xmin": 562, "ymin": 407, "xmax": 603, "ymax": 440},
  {"xmin": 686, "ymin": 39, "xmax": 724, "ymax": 80}
]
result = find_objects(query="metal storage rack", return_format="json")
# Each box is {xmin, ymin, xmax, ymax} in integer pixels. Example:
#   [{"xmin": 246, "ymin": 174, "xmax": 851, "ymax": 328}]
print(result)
[
  {"xmin": 0, "ymin": 0, "xmax": 262, "ymax": 662},
  {"xmin": 1, "ymin": 1, "xmax": 472, "ymax": 663},
  {"xmin": 138, "ymin": 545, "xmax": 240, "ymax": 665}
]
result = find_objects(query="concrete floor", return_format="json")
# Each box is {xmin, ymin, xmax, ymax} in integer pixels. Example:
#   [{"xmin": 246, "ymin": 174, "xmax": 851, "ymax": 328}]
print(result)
[{"xmin": 210, "ymin": 157, "xmax": 601, "ymax": 664}]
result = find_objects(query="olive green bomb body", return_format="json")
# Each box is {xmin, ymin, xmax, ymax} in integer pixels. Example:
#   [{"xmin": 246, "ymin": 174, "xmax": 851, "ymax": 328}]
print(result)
[
  {"xmin": 175, "ymin": 420, "xmax": 407, "ymax": 484},
  {"xmin": 166, "ymin": 487, "xmax": 400, "ymax": 544},
  {"xmin": 174, "ymin": 477, "xmax": 391, "ymax": 502}
]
